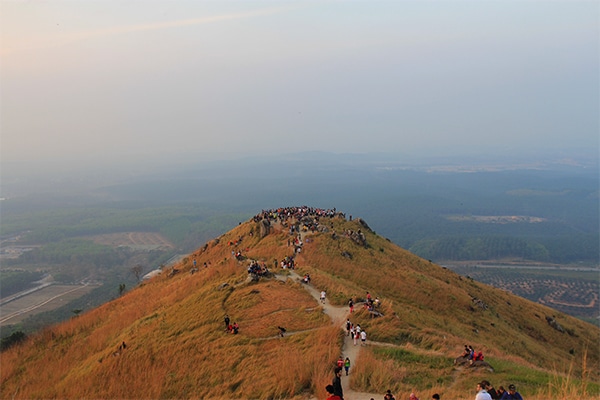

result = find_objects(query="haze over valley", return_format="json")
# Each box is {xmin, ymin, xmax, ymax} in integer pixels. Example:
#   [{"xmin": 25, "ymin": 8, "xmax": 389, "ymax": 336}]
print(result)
[{"xmin": 1, "ymin": 3, "xmax": 598, "ymax": 396}]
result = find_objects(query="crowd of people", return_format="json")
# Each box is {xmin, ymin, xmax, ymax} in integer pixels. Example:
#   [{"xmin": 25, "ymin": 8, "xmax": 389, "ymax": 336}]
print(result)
[
  {"xmin": 230, "ymin": 210, "xmax": 526, "ymax": 400},
  {"xmin": 347, "ymin": 379, "xmax": 522, "ymax": 400},
  {"xmin": 476, "ymin": 380, "xmax": 523, "ymax": 400},
  {"xmin": 345, "ymin": 319, "xmax": 368, "ymax": 346},
  {"xmin": 254, "ymin": 206, "xmax": 344, "ymax": 223},
  {"xmin": 247, "ymin": 260, "xmax": 270, "ymax": 276}
]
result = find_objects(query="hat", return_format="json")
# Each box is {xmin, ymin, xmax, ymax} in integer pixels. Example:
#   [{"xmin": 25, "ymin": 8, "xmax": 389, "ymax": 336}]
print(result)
[{"xmin": 508, "ymin": 384, "xmax": 516, "ymax": 391}]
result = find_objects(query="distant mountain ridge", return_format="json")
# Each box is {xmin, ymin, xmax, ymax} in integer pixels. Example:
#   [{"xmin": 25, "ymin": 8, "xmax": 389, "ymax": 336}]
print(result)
[{"xmin": 1, "ymin": 208, "xmax": 598, "ymax": 399}]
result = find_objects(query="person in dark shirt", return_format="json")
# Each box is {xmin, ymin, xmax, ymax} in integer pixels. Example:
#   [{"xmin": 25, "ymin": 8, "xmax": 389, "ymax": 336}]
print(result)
[
  {"xmin": 500, "ymin": 384, "xmax": 523, "ymax": 400},
  {"xmin": 480, "ymin": 380, "xmax": 499, "ymax": 399},
  {"xmin": 332, "ymin": 367, "xmax": 343, "ymax": 399}
]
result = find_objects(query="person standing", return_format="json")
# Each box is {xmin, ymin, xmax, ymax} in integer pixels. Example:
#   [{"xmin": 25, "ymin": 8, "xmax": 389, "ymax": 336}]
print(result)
[
  {"xmin": 332, "ymin": 367, "xmax": 344, "ymax": 399},
  {"xmin": 348, "ymin": 298, "xmax": 354, "ymax": 313},
  {"xmin": 480, "ymin": 380, "xmax": 499, "ymax": 399},
  {"xmin": 496, "ymin": 386, "xmax": 506, "ymax": 398},
  {"xmin": 321, "ymin": 290, "xmax": 326, "ymax": 304},
  {"xmin": 500, "ymin": 384, "xmax": 523, "ymax": 400},
  {"xmin": 224, "ymin": 315, "xmax": 230, "ymax": 331},
  {"xmin": 475, "ymin": 381, "xmax": 492, "ymax": 400},
  {"xmin": 344, "ymin": 357, "xmax": 350, "ymax": 376},
  {"xmin": 360, "ymin": 330, "xmax": 367, "ymax": 346}
]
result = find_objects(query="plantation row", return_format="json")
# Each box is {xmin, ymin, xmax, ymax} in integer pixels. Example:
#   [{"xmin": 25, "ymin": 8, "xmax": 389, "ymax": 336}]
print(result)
[{"xmin": 447, "ymin": 267, "xmax": 599, "ymax": 322}]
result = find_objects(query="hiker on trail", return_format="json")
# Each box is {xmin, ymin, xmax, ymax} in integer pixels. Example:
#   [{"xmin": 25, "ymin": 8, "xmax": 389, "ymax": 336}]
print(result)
[
  {"xmin": 475, "ymin": 381, "xmax": 493, "ymax": 400},
  {"xmin": 384, "ymin": 389, "xmax": 396, "ymax": 400},
  {"xmin": 348, "ymin": 299, "xmax": 354, "ymax": 313},
  {"xmin": 345, "ymin": 319, "xmax": 351, "ymax": 336},
  {"xmin": 353, "ymin": 330, "xmax": 359, "ymax": 346},
  {"xmin": 360, "ymin": 330, "xmax": 367, "ymax": 346},
  {"xmin": 320, "ymin": 291, "xmax": 326, "ymax": 304},
  {"xmin": 344, "ymin": 357, "xmax": 350, "ymax": 375},
  {"xmin": 500, "ymin": 384, "xmax": 523, "ymax": 400},
  {"xmin": 337, "ymin": 356, "xmax": 344, "ymax": 369},
  {"xmin": 326, "ymin": 384, "xmax": 342, "ymax": 400},
  {"xmin": 224, "ymin": 315, "xmax": 230, "ymax": 331},
  {"xmin": 332, "ymin": 367, "xmax": 344, "ymax": 399}
]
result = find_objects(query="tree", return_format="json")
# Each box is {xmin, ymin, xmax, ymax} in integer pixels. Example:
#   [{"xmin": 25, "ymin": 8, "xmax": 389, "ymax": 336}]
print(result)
[
  {"xmin": 131, "ymin": 264, "xmax": 144, "ymax": 282},
  {"xmin": 0, "ymin": 331, "xmax": 26, "ymax": 352}
]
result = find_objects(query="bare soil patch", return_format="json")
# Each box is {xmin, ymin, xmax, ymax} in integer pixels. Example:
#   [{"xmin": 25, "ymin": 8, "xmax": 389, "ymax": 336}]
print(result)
[
  {"xmin": 85, "ymin": 232, "xmax": 174, "ymax": 250},
  {"xmin": 0, "ymin": 284, "xmax": 97, "ymax": 326}
]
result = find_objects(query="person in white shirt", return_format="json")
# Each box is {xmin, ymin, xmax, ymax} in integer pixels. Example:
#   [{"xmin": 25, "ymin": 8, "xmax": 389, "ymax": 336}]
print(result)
[{"xmin": 475, "ymin": 381, "xmax": 492, "ymax": 400}]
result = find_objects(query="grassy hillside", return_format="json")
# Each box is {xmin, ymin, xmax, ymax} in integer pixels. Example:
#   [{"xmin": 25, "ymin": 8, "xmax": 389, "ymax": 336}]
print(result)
[{"xmin": 1, "ymin": 213, "xmax": 598, "ymax": 399}]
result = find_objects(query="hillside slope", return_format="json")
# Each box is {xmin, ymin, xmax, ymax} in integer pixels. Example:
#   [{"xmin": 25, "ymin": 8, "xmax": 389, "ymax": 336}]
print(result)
[{"xmin": 1, "ymin": 209, "xmax": 598, "ymax": 399}]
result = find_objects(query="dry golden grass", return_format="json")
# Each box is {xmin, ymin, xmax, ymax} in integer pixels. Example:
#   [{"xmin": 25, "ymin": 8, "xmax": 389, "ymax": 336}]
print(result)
[{"xmin": 1, "ymin": 216, "xmax": 598, "ymax": 399}]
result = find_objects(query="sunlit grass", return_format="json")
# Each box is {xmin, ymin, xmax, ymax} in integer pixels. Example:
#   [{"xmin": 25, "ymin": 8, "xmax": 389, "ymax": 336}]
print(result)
[{"xmin": 1, "ymin": 216, "xmax": 598, "ymax": 399}]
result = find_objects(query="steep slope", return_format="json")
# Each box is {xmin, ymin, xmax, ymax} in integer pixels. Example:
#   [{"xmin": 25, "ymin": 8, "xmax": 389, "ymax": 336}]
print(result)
[{"xmin": 1, "ymin": 210, "xmax": 598, "ymax": 399}]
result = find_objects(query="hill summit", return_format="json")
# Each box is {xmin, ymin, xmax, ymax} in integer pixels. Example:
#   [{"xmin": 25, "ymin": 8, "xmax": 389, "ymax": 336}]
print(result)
[{"xmin": 1, "ymin": 207, "xmax": 598, "ymax": 399}]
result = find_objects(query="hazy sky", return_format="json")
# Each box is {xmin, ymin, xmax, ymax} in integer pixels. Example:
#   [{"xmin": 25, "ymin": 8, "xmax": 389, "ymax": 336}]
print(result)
[{"xmin": 1, "ymin": 1, "xmax": 598, "ymax": 170}]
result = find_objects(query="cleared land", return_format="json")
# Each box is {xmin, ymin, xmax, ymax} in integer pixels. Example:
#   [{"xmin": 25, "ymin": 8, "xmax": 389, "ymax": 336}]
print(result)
[
  {"xmin": 86, "ymin": 232, "xmax": 174, "ymax": 250},
  {"xmin": 445, "ymin": 264, "xmax": 599, "ymax": 320},
  {"xmin": 0, "ymin": 284, "xmax": 98, "ymax": 326}
]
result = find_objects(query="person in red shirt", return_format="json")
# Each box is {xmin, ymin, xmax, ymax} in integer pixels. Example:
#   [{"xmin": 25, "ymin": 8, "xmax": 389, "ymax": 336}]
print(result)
[{"xmin": 325, "ymin": 384, "xmax": 342, "ymax": 400}]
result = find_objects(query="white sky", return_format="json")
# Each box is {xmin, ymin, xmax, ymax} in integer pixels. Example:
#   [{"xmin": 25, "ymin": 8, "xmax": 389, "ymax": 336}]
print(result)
[{"xmin": 1, "ymin": 1, "xmax": 598, "ymax": 169}]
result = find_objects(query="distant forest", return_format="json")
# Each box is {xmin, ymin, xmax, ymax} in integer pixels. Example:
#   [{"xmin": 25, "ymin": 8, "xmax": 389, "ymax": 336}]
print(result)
[
  {"xmin": 2, "ymin": 157, "xmax": 598, "ymax": 266},
  {"xmin": 1, "ymin": 154, "xmax": 598, "ymax": 334}
]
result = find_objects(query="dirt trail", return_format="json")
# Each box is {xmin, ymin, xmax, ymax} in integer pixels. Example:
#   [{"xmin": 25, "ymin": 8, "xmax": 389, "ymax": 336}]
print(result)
[
  {"xmin": 280, "ymin": 269, "xmax": 379, "ymax": 400},
  {"xmin": 271, "ymin": 224, "xmax": 380, "ymax": 400}
]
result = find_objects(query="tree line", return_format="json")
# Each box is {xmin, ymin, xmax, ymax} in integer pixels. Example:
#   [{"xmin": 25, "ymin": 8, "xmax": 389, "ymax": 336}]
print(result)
[{"xmin": 409, "ymin": 234, "xmax": 599, "ymax": 264}]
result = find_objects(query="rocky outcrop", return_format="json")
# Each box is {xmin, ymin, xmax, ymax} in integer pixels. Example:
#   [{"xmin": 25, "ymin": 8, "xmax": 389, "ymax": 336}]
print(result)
[{"xmin": 258, "ymin": 218, "xmax": 271, "ymax": 238}]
